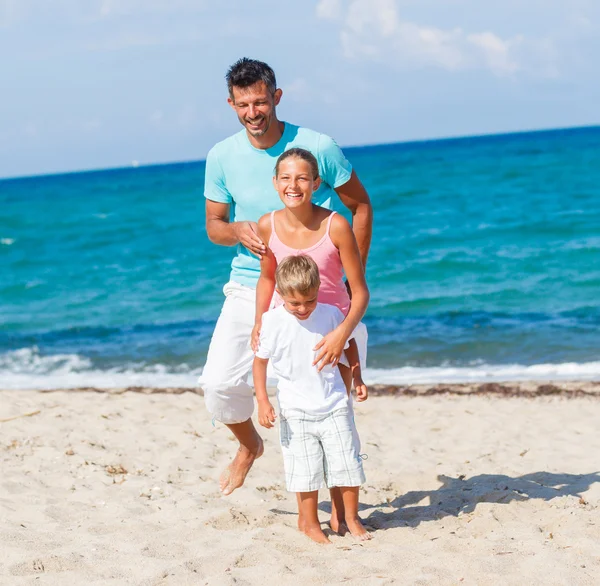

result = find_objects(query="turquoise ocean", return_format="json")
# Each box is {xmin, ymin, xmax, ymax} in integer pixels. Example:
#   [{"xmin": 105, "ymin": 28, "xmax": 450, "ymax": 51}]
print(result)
[{"xmin": 1, "ymin": 126, "xmax": 599, "ymax": 389}]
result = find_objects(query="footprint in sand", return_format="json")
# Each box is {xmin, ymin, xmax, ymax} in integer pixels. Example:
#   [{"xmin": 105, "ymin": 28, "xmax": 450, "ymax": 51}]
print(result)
[
  {"xmin": 208, "ymin": 508, "xmax": 278, "ymax": 531},
  {"xmin": 10, "ymin": 553, "xmax": 87, "ymax": 576}
]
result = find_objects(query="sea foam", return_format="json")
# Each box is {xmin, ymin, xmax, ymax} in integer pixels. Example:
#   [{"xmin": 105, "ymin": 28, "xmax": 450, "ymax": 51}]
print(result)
[{"xmin": 2, "ymin": 347, "xmax": 599, "ymax": 390}]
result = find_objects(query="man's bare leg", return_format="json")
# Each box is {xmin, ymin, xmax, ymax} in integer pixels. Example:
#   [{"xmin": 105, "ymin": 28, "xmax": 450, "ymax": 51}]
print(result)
[
  {"xmin": 298, "ymin": 491, "xmax": 331, "ymax": 544},
  {"xmin": 220, "ymin": 418, "xmax": 264, "ymax": 496}
]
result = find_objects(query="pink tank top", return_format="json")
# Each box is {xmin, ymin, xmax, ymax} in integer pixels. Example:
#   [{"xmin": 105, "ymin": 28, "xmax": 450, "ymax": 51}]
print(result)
[{"xmin": 269, "ymin": 210, "xmax": 351, "ymax": 316}]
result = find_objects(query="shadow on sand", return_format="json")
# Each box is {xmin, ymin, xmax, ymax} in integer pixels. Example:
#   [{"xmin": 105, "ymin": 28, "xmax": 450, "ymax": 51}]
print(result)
[{"xmin": 319, "ymin": 472, "xmax": 600, "ymax": 530}]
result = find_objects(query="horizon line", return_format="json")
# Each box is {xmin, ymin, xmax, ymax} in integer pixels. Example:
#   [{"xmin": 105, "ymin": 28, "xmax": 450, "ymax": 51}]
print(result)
[{"xmin": 1, "ymin": 123, "xmax": 598, "ymax": 183}]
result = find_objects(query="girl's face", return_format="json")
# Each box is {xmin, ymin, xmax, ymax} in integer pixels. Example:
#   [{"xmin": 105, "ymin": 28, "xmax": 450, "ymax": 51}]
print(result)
[{"xmin": 273, "ymin": 157, "xmax": 321, "ymax": 209}]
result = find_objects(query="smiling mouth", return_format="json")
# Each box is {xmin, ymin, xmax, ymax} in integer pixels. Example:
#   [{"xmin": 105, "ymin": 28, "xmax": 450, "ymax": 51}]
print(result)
[
  {"xmin": 285, "ymin": 192, "xmax": 303, "ymax": 200},
  {"xmin": 246, "ymin": 117, "xmax": 265, "ymax": 128}
]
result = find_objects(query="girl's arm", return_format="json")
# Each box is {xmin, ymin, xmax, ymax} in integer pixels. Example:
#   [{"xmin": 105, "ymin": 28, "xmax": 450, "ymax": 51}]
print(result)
[
  {"xmin": 313, "ymin": 214, "xmax": 370, "ymax": 370},
  {"xmin": 252, "ymin": 215, "xmax": 277, "ymax": 352}
]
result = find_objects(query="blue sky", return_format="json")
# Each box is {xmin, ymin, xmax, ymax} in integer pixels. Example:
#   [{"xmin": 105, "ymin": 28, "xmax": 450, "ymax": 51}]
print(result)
[{"xmin": 1, "ymin": 0, "xmax": 598, "ymax": 178}]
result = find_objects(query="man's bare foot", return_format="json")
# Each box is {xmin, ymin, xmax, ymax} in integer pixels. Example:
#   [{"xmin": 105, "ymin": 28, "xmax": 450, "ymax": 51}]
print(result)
[
  {"xmin": 303, "ymin": 524, "xmax": 332, "ymax": 544},
  {"xmin": 219, "ymin": 439, "xmax": 264, "ymax": 496},
  {"xmin": 329, "ymin": 515, "xmax": 349, "ymax": 536},
  {"xmin": 345, "ymin": 516, "xmax": 373, "ymax": 541}
]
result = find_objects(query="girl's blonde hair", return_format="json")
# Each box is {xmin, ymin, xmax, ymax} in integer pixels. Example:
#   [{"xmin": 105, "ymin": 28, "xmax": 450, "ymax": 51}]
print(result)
[{"xmin": 275, "ymin": 148, "xmax": 320, "ymax": 180}]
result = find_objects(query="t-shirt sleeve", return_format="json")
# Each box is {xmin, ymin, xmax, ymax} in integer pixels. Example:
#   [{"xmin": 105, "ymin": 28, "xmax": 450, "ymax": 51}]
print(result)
[
  {"xmin": 317, "ymin": 133, "xmax": 353, "ymax": 189},
  {"xmin": 204, "ymin": 147, "xmax": 232, "ymax": 204},
  {"xmin": 255, "ymin": 314, "xmax": 276, "ymax": 360}
]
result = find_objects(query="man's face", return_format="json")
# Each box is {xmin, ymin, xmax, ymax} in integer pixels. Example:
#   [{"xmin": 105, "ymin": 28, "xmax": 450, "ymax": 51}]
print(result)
[
  {"xmin": 228, "ymin": 81, "xmax": 282, "ymax": 138},
  {"xmin": 278, "ymin": 287, "xmax": 319, "ymax": 320}
]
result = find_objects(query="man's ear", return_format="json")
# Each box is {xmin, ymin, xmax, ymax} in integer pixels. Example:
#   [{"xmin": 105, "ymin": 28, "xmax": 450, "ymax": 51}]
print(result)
[
  {"xmin": 227, "ymin": 97, "xmax": 235, "ymax": 109},
  {"xmin": 273, "ymin": 88, "xmax": 283, "ymax": 106}
]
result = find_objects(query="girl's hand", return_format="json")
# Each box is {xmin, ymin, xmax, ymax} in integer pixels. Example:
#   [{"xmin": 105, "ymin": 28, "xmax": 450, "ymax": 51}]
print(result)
[
  {"xmin": 251, "ymin": 322, "xmax": 261, "ymax": 353},
  {"xmin": 313, "ymin": 327, "xmax": 347, "ymax": 371},
  {"xmin": 354, "ymin": 380, "xmax": 368, "ymax": 402},
  {"xmin": 258, "ymin": 400, "xmax": 276, "ymax": 428}
]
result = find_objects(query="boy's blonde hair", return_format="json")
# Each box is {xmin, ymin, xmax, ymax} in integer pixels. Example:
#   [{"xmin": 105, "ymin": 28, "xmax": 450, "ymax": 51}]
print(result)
[{"xmin": 275, "ymin": 255, "xmax": 321, "ymax": 297}]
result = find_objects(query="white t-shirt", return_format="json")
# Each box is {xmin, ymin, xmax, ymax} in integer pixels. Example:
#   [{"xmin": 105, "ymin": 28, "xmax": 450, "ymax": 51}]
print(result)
[{"xmin": 255, "ymin": 303, "xmax": 349, "ymax": 415}]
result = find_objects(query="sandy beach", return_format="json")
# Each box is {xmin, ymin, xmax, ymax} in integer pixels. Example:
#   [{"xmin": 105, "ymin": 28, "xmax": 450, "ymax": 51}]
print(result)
[{"xmin": 1, "ymin": 384, "xmax": 599, "ymax": 585}]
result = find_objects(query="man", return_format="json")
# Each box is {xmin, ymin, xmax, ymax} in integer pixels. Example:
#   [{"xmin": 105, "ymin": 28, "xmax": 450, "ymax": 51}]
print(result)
[{"xmin": 200, "ymin": 58, "xmax": 373, "ymax": 500}]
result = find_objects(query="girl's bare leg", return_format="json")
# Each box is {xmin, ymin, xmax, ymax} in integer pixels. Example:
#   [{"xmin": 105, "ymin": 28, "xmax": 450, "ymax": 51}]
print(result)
[
  {"xmin": 340, "ymin": 486, "xmax": 372, "ymax": 541},
  {"xmin": 297, "ymin": 491, "xmax": 331, "ymax": 544},
  {"xmin": 329, "ymin": 362, "xmax": 353, "ymax": 535}
]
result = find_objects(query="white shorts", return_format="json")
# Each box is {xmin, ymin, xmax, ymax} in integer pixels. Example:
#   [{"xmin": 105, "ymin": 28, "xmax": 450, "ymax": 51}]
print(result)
[
  {"xmin": 200, "ymin": 281, "xmax": 369, "ymax": 425},
  {"xmin": 279, "ymin": 407, "xmax": 366, "ymax": 492},
  {"xmin": 199, "ymin": 281, "xmax": 256, "ymax": 425}
]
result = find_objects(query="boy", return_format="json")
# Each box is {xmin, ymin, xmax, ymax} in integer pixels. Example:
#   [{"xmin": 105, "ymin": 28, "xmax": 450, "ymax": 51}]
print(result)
[{"xmin": 252, "ymin": 255, "xmax": 372, "ymax": 544}]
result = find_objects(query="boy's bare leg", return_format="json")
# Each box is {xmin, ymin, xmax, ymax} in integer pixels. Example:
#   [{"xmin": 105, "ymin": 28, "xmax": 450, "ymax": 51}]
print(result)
[
  {"xmin": 298, "ymin": 491, "xmax": 331, "ymax": 544},
  {"xmin": 300, "ymin": 491, "xmax": 347, "ymax": 535},
  {"xmin": 340, "ymin": 486, "xmax": 372, "ymax": 541},
  {"xmin": 220, "ymin": 419, "xmax": 264, "ymax": 496}
]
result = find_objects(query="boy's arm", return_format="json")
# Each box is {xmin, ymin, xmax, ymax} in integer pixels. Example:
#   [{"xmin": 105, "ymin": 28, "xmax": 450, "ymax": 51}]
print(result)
[
  {"xmin": 252, "ymin": 216, "xmax": 277, "ymax": 352},
  {"xmin": 253, "ymin": 356, "xmax": 276, "ymax": 428}
]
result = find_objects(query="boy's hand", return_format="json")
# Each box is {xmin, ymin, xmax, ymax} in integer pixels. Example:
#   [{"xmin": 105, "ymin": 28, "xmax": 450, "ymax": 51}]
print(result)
[
  {"xmin": 258, "ymin": 400, "xmax": 276, "ymax": 428},
  {"xmin": 251, "ymin": 322, "xmax": 261, "ymax": 353},
  {"xmin": 313, "ymin": 327, "xmax": 347, "ymax": 371},
  {"xmin": 354, "ymin": 380, "xmax": 368, "ymax": 402}
]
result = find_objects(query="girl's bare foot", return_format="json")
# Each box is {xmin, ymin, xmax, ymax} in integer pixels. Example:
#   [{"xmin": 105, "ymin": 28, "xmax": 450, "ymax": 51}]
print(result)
[
  {"xmin": 345, "ymin": 516, "xmax": 373, "ymax": 541},
  {"xmin": 303, "ymin": 524, "xmax": 332, "ymax": 544},
  {"xmin": 219, "ymin": 439, "xmax": 264, "ymax": 496}
]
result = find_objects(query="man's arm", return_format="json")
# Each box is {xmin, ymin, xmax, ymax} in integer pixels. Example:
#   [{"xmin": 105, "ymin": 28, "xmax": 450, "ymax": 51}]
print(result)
[
  {"xmin": 205, "ymin": 199, "xmax": 266, "ymax": 258},
  {"xmin": 334, "ymin": 170, "xmax": 373, "ymax": 269}
]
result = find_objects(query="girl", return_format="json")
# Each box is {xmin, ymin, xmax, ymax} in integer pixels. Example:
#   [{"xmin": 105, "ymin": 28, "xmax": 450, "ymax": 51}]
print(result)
[
  {"xmin": 252, "ymin": 147, "xmax": 370, "ymax": 539},
  {"xmin": 251, "ymin": 147, "xmax": 369, "ymax": 386}
]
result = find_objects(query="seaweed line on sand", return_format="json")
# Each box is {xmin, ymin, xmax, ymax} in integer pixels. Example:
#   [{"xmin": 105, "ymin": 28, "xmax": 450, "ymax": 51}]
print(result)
[{"xmin": 22, "ymin": 382, "xmax": 600, "ymax": 398}]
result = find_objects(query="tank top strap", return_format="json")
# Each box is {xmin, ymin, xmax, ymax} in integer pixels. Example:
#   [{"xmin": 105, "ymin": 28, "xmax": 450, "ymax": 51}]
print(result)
[
  {"xmin": 326, "ymin": 211, "xmax": 337, "ymax": 235},
  {"xmin": 270, "ymin": 210, "xmax": 276, "ymax": 233}
]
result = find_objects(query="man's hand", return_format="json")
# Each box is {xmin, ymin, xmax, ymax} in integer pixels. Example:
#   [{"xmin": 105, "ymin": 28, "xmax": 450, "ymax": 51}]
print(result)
[
  {"xmin": 233, "ymin": 221, "xmax": 266, "ymax": 258},
  {"xmin": 313, "ymin": 327, "xmax": 347, "ymax": 372},
  {"xmin": 251, "ymin": 322, "xmax": 261, "ymax": 353},
  {"xmin": 258, "ymin": 400, "xmax": 276, "ymax": 428}
]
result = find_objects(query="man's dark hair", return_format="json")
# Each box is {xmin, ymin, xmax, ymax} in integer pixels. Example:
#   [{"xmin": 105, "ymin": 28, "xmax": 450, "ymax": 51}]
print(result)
[{"xmin": 226, "ymin": 58, "xmax": 277, "ymax": 98}]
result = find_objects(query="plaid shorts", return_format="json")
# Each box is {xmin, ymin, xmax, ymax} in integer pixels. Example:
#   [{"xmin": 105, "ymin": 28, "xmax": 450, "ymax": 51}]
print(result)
[{"xmin": 279, "ymin": 407, "xmax": 366, "ymax": 492}]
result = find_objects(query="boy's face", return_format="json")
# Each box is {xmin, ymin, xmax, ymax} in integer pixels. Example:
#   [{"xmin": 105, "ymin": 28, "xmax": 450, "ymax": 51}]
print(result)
[{"xmin": 278, "ymin": 287, "xmax": 319, "ymax": 320}]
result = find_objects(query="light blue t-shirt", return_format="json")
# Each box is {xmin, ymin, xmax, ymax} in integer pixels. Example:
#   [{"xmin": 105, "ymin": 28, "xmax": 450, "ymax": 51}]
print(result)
[{"xmin": 204, "ymin": 122, "xmax": 353, "ymax": 288}]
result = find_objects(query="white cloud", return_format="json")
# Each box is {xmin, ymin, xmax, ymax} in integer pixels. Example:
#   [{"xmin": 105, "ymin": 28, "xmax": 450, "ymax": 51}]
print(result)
[
  {"xmin": 316, "ymin": 0, "xmax": 554, "ymax": 77},
  {"xmin": 316, "ymin": 0, "xmax": 342, "ymax": 21}
]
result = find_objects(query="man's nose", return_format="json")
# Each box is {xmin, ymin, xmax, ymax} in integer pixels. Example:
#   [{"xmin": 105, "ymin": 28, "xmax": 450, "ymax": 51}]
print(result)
[{"xmin": 247, "ymin": 104, "xmax": 256, "ymax": 118}]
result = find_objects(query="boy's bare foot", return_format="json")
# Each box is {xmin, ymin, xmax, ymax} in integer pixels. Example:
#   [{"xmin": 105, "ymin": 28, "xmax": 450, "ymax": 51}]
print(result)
[
  {"xmin": 219, "ymin": 439, "xmax": 264, "ymax": 496},
  {"xmin": 345, "ymin": 516, "xmax": 373, "ymax": 541},
  {"xmin": 329, "ymin": 515, "xmax": 349, "ymax": 536},
  {"xmin": 302, "ymin": 524, "xmax": 332, "ymax": 545}
]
